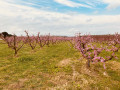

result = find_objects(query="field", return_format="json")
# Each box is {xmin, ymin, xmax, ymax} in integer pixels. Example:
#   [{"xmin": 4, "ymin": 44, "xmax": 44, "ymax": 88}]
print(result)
[{"xmin": 0, "ymin": 39, "xmax": 120, "ymax": 90}]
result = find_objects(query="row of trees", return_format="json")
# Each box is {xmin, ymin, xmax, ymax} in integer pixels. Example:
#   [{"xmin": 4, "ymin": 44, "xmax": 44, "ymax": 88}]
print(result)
[
  {"xmin": 74, "ymin": 33, "xmax": 120, "ymax": 69},
  {"xmin": 1, "ymin": 31, "xmax": 120, "ymax": 69},
  {"xmin": 1, "ymin": 31, "xmax": 69, "ymax": 56}
]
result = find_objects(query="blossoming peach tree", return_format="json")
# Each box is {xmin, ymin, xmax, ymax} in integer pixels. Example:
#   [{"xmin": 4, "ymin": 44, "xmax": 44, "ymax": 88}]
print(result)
[
  {"xmin": 3, "ymin": 35, "xmax": 27, "ymax": 56},
  {"xmin": 75, "ymin": 33, "xmax": 120, "ymax": 69}
]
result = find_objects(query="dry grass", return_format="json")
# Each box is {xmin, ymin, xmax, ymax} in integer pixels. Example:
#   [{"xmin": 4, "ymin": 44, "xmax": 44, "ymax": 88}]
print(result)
[
  {"xmin": 0, "ymin": 42, "xmax": 120, "ymax": 89},
  {"xmin": 7, "ymin": 78, "xmax": 28, "ymax": 89},
  {"xmin": 57, "ymin": 58, "xmax": 72, "ymax": 67},
  {"xmin": 107, "ymin": 61, "xmax": 120, "ymax": 70}
]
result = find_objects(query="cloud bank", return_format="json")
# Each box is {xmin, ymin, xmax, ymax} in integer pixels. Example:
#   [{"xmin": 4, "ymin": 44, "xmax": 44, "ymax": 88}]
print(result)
[{"xmin": 0, "ymin": 0, "xmax": 120, "ymax": 36}]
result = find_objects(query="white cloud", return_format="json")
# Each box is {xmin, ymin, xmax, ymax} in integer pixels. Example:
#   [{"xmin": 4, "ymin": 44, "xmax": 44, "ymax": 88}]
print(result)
[
  {"xmin": 54, "ymin": 0, "xmax": 92, "ymax": 8},
  {"xmin": 102, "ymin": 0, "xmax": 120, "ymax": 9},
  {"xmin": 77, "ymin": 0, "xmax": 120, "ymax": 10},
  {"xmin": 0, "ymin": 0, "xmax": 120, "ymax": 36}
]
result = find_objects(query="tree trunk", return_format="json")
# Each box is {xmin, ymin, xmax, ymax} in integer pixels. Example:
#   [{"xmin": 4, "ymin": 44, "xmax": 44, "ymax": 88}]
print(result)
[
  {"xmin": 86, "ymin": 59, "xmax": 90, "ymax": 69},
  {"xmin": 14, "ymin": 50, "xmax": 17, "ymax": 56}
]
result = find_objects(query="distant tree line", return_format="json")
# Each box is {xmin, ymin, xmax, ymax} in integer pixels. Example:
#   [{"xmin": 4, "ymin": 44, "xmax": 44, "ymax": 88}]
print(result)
[{"xmin": 0, "ymin": 32, "xmax": 13, "ymax": 38}]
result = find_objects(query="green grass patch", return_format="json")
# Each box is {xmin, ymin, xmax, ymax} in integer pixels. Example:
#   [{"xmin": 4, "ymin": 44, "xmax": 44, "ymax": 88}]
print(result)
[{"xmin": 0, "ymin": 41, "xmax": 120, "ymax": 89}]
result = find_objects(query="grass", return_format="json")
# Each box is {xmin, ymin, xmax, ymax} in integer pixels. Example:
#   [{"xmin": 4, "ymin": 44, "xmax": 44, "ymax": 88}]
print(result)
[{"xmin": 0, "ymin": 41, "xmax": 120, "ymax": 89}]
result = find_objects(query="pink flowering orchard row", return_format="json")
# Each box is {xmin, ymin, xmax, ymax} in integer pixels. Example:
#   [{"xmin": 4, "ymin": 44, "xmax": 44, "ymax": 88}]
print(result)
[
  {"xmin": 1, "ymin": 31, "xmax": 69, "ymax": 56},
  {"xmin": 1, "ymin": 31, "xmax": 120, "ymax": 69},
  {"xmin": 74, "ymin": 33, "xmax": 120, "ymax": 69}
]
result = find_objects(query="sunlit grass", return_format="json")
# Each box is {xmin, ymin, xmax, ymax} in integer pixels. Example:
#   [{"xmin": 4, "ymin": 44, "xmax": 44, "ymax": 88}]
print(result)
[{"xmin": 0, "ymin": 41, "xmax": 120, "ymax": 89}]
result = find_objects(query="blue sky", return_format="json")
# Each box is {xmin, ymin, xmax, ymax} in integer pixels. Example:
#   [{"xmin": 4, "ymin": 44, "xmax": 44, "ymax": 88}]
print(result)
[
  {"xmin": 0, "ymin": 0, "xmax": 120, "ymax": 36},
  {"xmin": 7, "ymin": 0, "xmax": 120, "ymax": 14}
]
